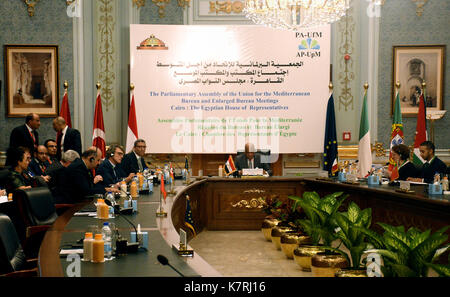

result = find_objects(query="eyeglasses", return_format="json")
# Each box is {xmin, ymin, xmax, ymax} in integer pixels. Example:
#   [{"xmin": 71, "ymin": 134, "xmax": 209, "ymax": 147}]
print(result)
[
  {"xmin": 135, "ymin": 146, "xmax": 146, "ymax": 149},
  {"xmin": 37, "ymin": 152, "xmax": 48, "ymax": 155},
  {"xmin": 47, "ymin": 145, "xmax": 57, "ymax": 148}
]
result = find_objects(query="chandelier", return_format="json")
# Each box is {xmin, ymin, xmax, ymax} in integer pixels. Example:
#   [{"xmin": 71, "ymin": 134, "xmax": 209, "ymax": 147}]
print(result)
[{"xmin": 244, "ymin": 0, "xmax": 350, "ymax": 31}]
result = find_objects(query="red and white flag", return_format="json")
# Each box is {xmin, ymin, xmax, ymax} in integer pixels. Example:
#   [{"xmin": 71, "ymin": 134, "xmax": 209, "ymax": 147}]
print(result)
[
  {"xmin": 160, "ymin": 173, "xmax": 167, "ymax": 202},
  {"xmin": 92, "ymin": 91, "xmax": 106, "ymax": 158},
  {"xmin": 60, "ymin": 90, "xmax": 72, "ymax": 128},
  {"xmin": 126, "ymin": 90, "xmax": 139, "ymax": 153}
]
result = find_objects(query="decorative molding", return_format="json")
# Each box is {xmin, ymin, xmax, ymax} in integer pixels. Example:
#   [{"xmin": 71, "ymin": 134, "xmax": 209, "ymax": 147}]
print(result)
[
  {"xmin": 97, "ymin": 0, "xmax": 116, "ymax": 112},
  {"xmin": 209, "ymin": 1, "xmax": 244, "ymax": 14},
  {"xmin": 23, "ymin": 0, "xmax": 40, "ymax": 17},
  {"xmin": 412, "ymin": 0, "xmax": 428, "ymax": 16},
  {"xmin": 230, "ymin": 198, "xmax": 267, "ymax": 209},
  {"xmin": 337, "ymin": 5, "xmax": 355, "ymax": 111},
  {"xmin": 132, "ymin": 0, "xmax": 146, "ymax": 9},
  {"xmin": 151, "ymin": 0, "xmax": 190, "ymax": 18}
]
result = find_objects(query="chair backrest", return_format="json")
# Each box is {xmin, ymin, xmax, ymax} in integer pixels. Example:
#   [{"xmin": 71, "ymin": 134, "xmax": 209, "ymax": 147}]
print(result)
[
  {"xmin": 0, "ymin": 168, "xmax": 10, "ymax": 189},
  {"xmin": 0, "ymin": 214, "xmax": 26, "ymax": 274},
  {"xmin": 13, "ymin": 188, "xmax": 58, "ymax": 227}
]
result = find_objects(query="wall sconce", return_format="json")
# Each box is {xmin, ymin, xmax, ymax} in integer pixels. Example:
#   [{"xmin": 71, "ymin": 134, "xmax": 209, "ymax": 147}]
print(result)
[{"xmin": 23, "ymin": 0, "xmax": 40, "ymax": 17}]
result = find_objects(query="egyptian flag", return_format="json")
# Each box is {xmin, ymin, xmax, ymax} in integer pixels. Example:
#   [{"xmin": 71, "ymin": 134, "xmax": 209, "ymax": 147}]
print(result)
[
  {"xmin": 160, "ymin": 173, "xmax": 167, "ymax": 202},
  {"xmin": 92, "ymin": 91, "xmax": 106, "ymax": 158},
  {"xmin": 126, "ymin": 90, "xmax": 138, "ymax": 153},
  {"xmin": 388, "ymin": 87, "xmax": 404, "ymax": 180},
  {"xmin": 412, "ymin": 87, "xmax": 427, "ymax": 167},
  {"xmin": 184, "ymin": 196, "xmax": 196, "ymax": 237},
  {"xmin": 60, "ymin": 89, "xmax": 72, "ymax": 128},
  {"xmin": 224, "ymin": 155, "xmax": 236, "ymax": 176},
  {"xmin": 323, "ymin": 92, "xmax": 338, "ymax": 176},
  {"xmin": 169, "ymin": 162, "xmax": 175, "ymax": 181}
]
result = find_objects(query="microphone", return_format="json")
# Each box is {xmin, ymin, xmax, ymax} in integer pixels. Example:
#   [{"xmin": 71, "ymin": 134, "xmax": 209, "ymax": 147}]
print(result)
[{"xmin": 157, "ymin": 255, "xmax": 185, "ymax": 277}]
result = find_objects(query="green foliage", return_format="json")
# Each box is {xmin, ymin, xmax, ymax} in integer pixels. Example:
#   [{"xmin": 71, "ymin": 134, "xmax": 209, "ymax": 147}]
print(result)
[
  {"xmin": 288, "ymin": 191, "xmax": 347, "ymax": 246},
  {"xmin": 361, "ymin": 223, "xmax": 450, "ymax": 277},
  {"xmin": 330, "ymin": 202, "xmax": 373, "ymax": 268}
]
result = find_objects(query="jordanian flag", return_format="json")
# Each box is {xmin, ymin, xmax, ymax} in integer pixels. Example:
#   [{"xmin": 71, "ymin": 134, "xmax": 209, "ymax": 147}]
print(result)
[
  {"xmin": 357, "ymin": 88, "xmax": 372, "ymax": 178},
  {"xmin": 323, "ymin": 92, "xmax": 338, "ymax": 176},
  {"xmin": 388, "ymin": 87, "xmax": 404, "ymax": 180},
  {"xmin": 412, "ymin": 87, "xmax": 427, "ymax": 166}
]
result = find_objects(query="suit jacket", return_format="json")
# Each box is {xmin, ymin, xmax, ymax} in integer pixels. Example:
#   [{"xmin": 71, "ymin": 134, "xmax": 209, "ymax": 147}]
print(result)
[
  {"xmin": 8, "ymin": 125, "xmax": 39, "ymax": 167},
  {"xmin": 121, "ymin": 152, "xmax": 147, "ymax": 176},
  {"xmin": 61, "ymin": 158, "xmax": 105, "ymax": 203},
  {"xmin": 397, "ymin": 161, "xmax": 418, "ymax": 181},
  {"xmin": 419, "ymin": 156, "xmax": 447, "ymax": 184},
  {"xmin": 29, "ymin": 158, "xmax": 49, "ymax": 176},
  {"xmin": 58, "ymin": 127, "xmax": 82, "ymax": 159},
  {"xmin": 96, "ymin": 159, "xmax": 127, "ymax": 188},
  {"xmin": 234, "ymin": 153, "xmax": 272, "ymax": 176}
]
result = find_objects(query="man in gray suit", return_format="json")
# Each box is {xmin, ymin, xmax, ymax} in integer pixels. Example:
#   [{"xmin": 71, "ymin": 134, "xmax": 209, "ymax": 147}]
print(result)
[{"xmin": 234, "ymin": 143, "xmax": 272, "ymax": 176}]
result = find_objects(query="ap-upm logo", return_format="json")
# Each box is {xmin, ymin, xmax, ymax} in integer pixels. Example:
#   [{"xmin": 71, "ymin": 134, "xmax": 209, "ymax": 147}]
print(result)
[{"xmin": 297, "ymin": 37, "xmax": 321, "ymax": 58}]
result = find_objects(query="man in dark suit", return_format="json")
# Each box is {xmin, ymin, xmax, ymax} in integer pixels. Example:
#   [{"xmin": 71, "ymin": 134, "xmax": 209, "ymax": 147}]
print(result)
[
  {"xmin": 61, "ymin": 148, "xmax": 117, "ymax": 203},
  {"xmin": 234, "ymin": 143, "xmax": 272, "ymax": 176},
  {"xmin": 408, "ymin": 141, "xmax": 447, "ymax": 184},
  {"xmin": 7, "ymin": 113, "xmax": 40, "ymax": 166},
  {"xmin": 96, "ymin": 144, "xmax": 135, "ymax": 188},
  {"xmin": 28, "ymin": 145, "xmax": 51, "ymax": 182},
  {"xmin": 52, "ymin": 116, "xmax": 82, "ymax": 160},
  {"xmin": 44, "ymin": 139, "xmax": 58, "ymax": 164},
  {"xmin": 46, "ymin": 150, "xmax": 79, "ymax": 203},
  {"xmin": 121, "ymin": 139, "xmax": 148, "ymax": 176}
]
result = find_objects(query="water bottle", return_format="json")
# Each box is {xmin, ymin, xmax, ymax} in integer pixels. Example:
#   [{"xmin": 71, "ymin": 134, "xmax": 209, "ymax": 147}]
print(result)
[
  {"xmin": 102, "ymin": 222, "xmax": 112, "ymax": 259},
  {"xmin": 105, "ymin": 192, "xmax": 115, "ymax": 206}
]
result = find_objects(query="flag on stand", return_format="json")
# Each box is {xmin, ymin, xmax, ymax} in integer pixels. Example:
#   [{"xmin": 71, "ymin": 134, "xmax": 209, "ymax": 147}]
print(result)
[
  {"xmin": 412, "ymin": 86, "xmax": 428, "ymax": 167},
  {"xmin": 184, "ymin": 155, "xmax": 189, "ymax": 170},
  {"xmin": 126, "ymin": 90, "xmax": 138, "ymax": 153},
  {"xmin": 169, "ymin": 162, "xmax": 174, "ymax": 182},
  {"xmin": 60, "ymin": 89, "xmax": 72, "ymax": 128},
  {"xmin": 185, "ymin": 196, "xmax": 196, "ymax": 237},
  {"xmin": 224, "ymin": 155, "xmax": 236, "ymax": 176},
  {"xmin": 357, "ymin": 86, "xmax": 372, "ymax": 178},
  {"xmin": 92, "ymin": 90, "xmax": 106, "ymax": 158},
  {"xmin": 160, "ymin": 173, "xmax": 167, "ymax": 202},
  {"xmin": 323, "ymin": 91, "xmax": 338, "ymax": 176},
  {"xmin": 388, "ymin": 86, "xmax": 404, "ymax": 181}
]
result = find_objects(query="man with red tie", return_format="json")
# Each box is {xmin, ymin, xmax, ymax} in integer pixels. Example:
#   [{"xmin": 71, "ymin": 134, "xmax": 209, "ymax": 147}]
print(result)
[{"xmin": 6, "ymin": 113, "xmax": 40, "ymax": 166}]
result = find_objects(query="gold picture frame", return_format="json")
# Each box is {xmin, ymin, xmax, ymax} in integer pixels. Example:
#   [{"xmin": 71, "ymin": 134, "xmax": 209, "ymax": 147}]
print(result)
[
  {"xmin": 4, "ymin": 44, "xmax": 59, "ymax": 117},
  {"xmin": 392, "ymin": 45, "xmax": 445, "ymax": 117}
]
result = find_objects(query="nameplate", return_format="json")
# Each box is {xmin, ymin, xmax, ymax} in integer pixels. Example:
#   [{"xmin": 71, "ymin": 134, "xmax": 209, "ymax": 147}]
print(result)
[{"xmin": 242, "ymin": 168, "xmax": 264, "ymax": 176}]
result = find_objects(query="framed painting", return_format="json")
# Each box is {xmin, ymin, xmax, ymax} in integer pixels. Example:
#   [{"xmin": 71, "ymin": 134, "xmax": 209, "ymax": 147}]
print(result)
[
  {"xmin": 392, "ymin": 45, "xmax": 445, "ymax": 116},
  {"xmin": 4, "ymin": 45, "xmax": 59, "ymax": 117}
]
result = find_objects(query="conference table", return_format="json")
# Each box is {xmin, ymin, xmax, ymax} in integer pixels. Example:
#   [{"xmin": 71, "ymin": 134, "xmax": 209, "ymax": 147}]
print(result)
[{"xmin": 38, "ymin": 176, "xmax": 450, "ymax": 277}]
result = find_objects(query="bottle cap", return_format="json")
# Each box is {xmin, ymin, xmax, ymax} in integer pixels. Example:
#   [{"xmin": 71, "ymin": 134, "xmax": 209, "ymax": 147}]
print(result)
[
  {"xmin": 85, "ymin": 232, "xmax": 93, "ymax": 239},
  {"xmin": 95, "ymin": 234, "xmax": 103, "ymax": 240},
  {"xmin": 103, "ymin": 222, "xmax": 109, "ymax": 226}
]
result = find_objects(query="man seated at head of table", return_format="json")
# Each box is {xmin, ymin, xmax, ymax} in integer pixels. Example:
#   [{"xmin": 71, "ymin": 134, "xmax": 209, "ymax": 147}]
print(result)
[
  {"xmin": 96, "ymin": 144, "xmax": 135, "ymax": 189},
  {"xmin": 407, "ymin": 141, "xmax": 447, "ymax": 184},
  {"xmin": 121, "ymin": 139, "xmax": 149, "ymax": 176},
  {"xmin": 234, "ymin": 142, "xmax": 272, "ymax": 176},
  {"xmin": 61, "ymin": 147, "xmax": 119, "ymax": 203},
  {"xmin": 386, "ymin": 144, "xmax": 419, "ymax": 181}
]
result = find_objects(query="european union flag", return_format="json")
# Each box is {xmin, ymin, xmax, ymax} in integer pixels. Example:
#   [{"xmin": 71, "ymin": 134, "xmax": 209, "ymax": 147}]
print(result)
[
  {"xmin": 185, "ymin": 195, "xmax": 196, "ymax": 237},
  {"xmin": 184, "ymin": 155, "xmax": 189, "ymax": 170},
  {"xmin": 323, "ymin": 93, "xmax": 338, "ymax": 176}
]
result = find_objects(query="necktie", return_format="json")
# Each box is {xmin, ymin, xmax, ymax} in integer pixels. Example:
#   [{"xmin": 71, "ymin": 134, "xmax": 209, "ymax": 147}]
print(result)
[
  {"xmin": 248, "ymin": 159, "xmax": 253, "ymax": 169},
  {"xmin": 138, "ymin": 157, "xmax": 143, "ymax": 172}
]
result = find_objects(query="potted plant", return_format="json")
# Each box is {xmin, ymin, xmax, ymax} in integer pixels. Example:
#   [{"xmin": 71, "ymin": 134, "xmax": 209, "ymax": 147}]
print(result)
[
  {"xmin": 324, "ymin": 201, "xmax": 372, "ymax": 277},
  {"xmin": 289, "ymin": 191, "xmax": 348, "ymax": 273},
  {"xmin": 261, "ymin": 195, "xmax": 283, "ymax": 241},
  {"xmin": 359, "ymin": 223, "xmax": 450, "ymax": 277}
]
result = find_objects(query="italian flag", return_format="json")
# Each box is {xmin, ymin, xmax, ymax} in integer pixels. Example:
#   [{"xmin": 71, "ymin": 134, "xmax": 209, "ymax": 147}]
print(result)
[
  {"xmin": 388, "ymin": 87, "xmax": 404, "ymax": 180},
  {"xmin": 412, "ymin": 87, "xmax": 427, "ymax": 166},
  {"xmin": 357, "ymin": 88, "xmax": 372, "ymax": 178}
]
